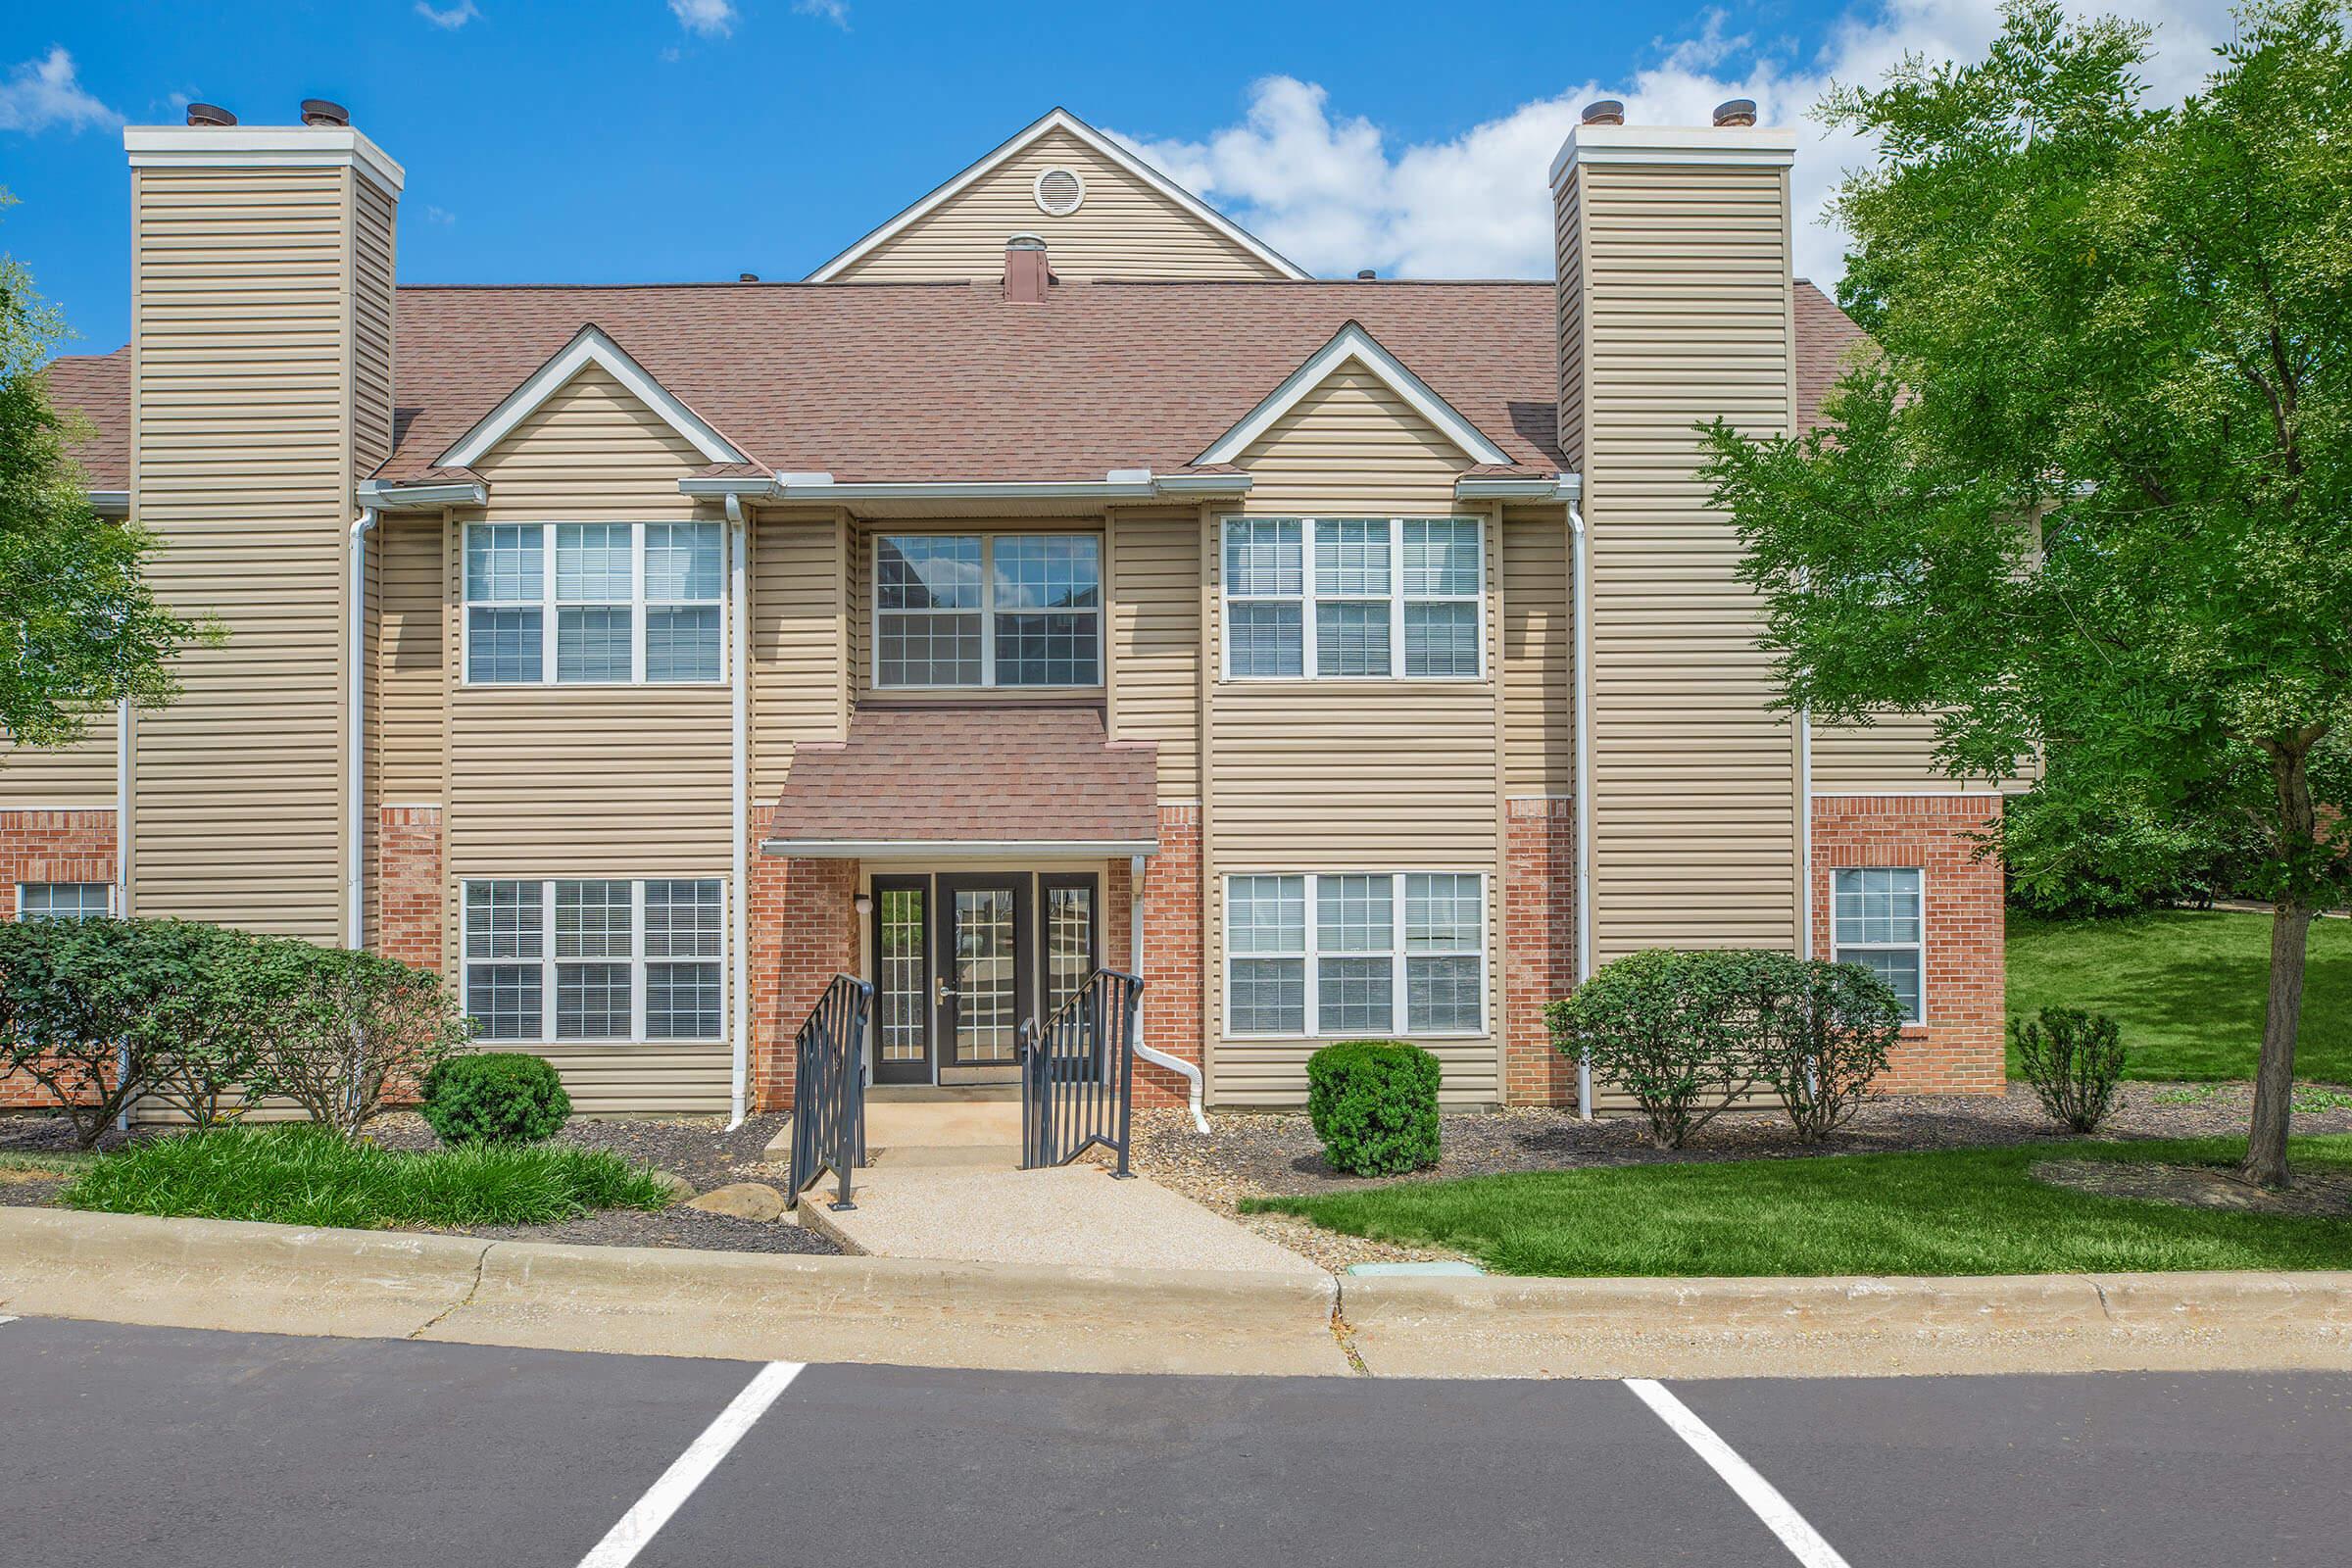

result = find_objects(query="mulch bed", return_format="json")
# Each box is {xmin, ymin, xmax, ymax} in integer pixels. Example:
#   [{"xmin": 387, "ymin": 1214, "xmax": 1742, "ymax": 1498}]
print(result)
[
  {"xmin": 0, "ymin": 1109, "xmax": 843, "ymax": 1256},
  {"xmin": 2031, "ymin": 1158, "xmax": 2352, "ymax": 1218},
  {"xmin": 1133, "ymin": 1082, "xmax": 2352, "ymax": 1271}
]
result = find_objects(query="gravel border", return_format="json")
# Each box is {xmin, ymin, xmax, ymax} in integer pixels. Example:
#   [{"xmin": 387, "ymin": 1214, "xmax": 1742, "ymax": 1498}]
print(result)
[{"xmin": 1133, "ymin": 1082, "xmax": 2352, "ymax": 1272}]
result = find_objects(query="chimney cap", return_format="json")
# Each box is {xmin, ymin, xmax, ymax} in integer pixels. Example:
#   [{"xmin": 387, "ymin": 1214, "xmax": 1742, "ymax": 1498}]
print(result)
[
  {"xmin": 300, "ymin": 99, "xmax": 350, "ymax": 127},
  {"xmin": 1712, "ymin": 98, "xmax": 1758, "ymax": 127},
  {"xmin": 738, "ymin": 271, "xmax": 760, "ymax": 282},
  {"xmin": 1581, "ymin": 100, "xmax": 1625, "ymax": 127},
  {"xmin": 185, "ymin": 102, "xmax": 236, "ymax": 127},
  {"xmin": 1006, "ymin": 232, "xmax": 1048, "ymax": 252},
  {"xmin": 1356, "ymin": 269, "xmax": 1377, "ymax": 281}
]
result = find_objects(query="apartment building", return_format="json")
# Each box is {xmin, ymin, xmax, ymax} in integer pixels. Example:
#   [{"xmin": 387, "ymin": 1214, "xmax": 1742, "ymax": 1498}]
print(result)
[{"xmin": 13, "ymin": 101, "xmax": 2015, "ymax": 1119}]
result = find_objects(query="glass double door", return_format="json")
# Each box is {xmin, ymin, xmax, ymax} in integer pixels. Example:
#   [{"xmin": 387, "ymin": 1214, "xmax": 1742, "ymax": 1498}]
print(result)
[{"xmin": 869, "ymin": 872, "xmax": 1099, "ymax": 1085}]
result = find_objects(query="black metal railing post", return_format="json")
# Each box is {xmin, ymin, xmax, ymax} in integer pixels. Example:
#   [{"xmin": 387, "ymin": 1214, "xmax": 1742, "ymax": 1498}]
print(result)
[
  {"xmin": 785, "ymin": 973, "xmax": 872, "ymax": 1210},
  {"xmin": 1015, "ymin": 969, "xmax": 1143, "ymax": 1174}
]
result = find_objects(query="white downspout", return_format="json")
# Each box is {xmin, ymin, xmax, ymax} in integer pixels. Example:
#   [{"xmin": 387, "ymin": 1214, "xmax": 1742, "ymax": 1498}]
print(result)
[
  {"xmin": 726, "ymin": 494, "xmax": 751, "ymax": 1129},
  {"xmin": 114, "ymin": 695, "xmax": 131, "ymax": 1134},
  {"xmin": 1128, "ymin": 851, "xmax": 1207, "ymax": 1134},
  {"xmin": 1798, "ymin": 705, "xmax": 1814, "ymax": 961},
  {"xmin": 1570, "ymin": 500, "xmax": 1593, "ymax": 1121},
  {"xmin": 346, "ymin": 506, "xmax": 377, "ymax": 950}
]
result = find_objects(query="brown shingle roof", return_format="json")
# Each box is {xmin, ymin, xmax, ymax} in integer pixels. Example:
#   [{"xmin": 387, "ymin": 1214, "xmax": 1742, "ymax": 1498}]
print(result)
[
  {"xmin": 765, "ymin": 705, "xmax": 1157, "ymax": 852},
  {"xmin": 39, "ymin": 279, "xmax": 1874, "ymax": 491},
  {"xmin": 41, "ymin": 345, "xmax": 130, "ymax": 491}
]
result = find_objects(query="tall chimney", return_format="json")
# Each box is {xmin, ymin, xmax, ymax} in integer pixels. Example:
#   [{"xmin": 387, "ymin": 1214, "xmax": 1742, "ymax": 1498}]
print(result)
[
  {"xmin": 1549, "ymin": 113, "xmax": 1801, "ymax": 964},
  {"xmin": 1004, "ymin": 234, "xmax": 1051, "ymax": 303},
  {"xmin": 121, "ymin": 110, "xmax": 403, "ymax": 940}
]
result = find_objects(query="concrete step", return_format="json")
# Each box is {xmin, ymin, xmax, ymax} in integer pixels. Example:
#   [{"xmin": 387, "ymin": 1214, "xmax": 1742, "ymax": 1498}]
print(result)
[{"xmin": 761, "ymin": 1095, "xmax": 1024, "ymax": 1161}]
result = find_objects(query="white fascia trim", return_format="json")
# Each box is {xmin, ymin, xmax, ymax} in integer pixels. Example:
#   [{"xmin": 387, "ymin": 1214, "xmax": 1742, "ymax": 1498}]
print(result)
[
  {"xmin": 87, "ymin": 491, "xmax": 129, "ymax": 517},
  {"xmin": 1197, "ymin": 322, "xmax": 1514, "ymax": 469},
  {"xmin": 804, "ymin": 106, "xmax": 1309, "ymax": 282},
  {"xmin": 436, "ymin": 324, "xmax": 748, "ymax": 469},
  {"xmin": 1455, "ymin": 473, "xmax": 1583, "ymax": 502},
  {"xmin": 1549, "ymin": 124, "xmax": 1797, "ymax": 188},
  {"xmin": 124, "ymin": 124, "xmax": 406, "ymax": 198},
  {"xmin": 679, "ymin": 471, "xmax": 1253, "ymax": 503},
  {"xmin": 761, "ymin": 838, "xmax": 1159, "ymax": 858},
  {"xmin": 359, "ymin": 478, "xmax": 488, "ymax": 510}
]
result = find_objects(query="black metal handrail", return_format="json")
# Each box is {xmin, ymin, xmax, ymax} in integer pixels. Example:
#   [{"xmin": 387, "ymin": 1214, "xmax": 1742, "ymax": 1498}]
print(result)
[
  {"xmin": 785, "ymin": 972, "xmax": 872, "ymax": 1210},
  {"xmin": 1016, "ymin": 968, "xmax": 1143, "ymax": 1176}
]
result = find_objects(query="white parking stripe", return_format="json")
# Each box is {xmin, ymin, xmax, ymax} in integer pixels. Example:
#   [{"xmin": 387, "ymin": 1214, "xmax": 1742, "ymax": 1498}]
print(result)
[
  {"xmin": 1625, "ymin": 1378, "xmax": 1853, "ymax": 1568},
  {"xmin": 576, "ymin": 1359, "xmax": 804, "ymax": 1568}
]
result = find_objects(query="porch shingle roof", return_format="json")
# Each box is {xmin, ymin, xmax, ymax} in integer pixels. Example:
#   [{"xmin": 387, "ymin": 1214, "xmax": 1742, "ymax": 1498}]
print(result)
[{"xmin": 762, "ymin": 704, "xmax": 1157, "ymax": 855}]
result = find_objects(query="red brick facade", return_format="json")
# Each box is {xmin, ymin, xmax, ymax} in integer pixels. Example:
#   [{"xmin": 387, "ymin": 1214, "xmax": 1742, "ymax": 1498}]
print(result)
[
  {"xmin": 1810, "ymin": 794, "xmax": 2007, "ymax": 1094},
  {"xmin": 1135, "ymin": 805, "xmax": 1203, "ymax": 1108},
  {"xmin": 747, "ymin": 806, "xmax": 860, "ymax": 1113},
  {"xmin": 376, "ymin": 806, "xmax": 443, "ymax": 971},
  {"xmin": 0, "ymin": 809, "xmax": 119, "ymax": 1108},
  {"xmin": 1502, "ymin": 797, "xmax": 1579, "ymax": 1106}
]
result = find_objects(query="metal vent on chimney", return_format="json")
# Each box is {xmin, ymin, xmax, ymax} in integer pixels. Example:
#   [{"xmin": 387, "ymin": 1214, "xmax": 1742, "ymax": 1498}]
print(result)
[{"xmin": 1033, "ymin": 167, "xmax": 1085, "ymax": 217}]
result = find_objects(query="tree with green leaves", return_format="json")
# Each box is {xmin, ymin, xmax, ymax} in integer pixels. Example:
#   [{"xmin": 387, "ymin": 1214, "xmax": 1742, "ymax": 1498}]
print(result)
[
  {"xmin": 1700, "ymin": 0, "xmax": 2352, "ymax": 1186},
  {"xmin": 2, "ymin": 190, "xmax": 202, "ymax": 752}
]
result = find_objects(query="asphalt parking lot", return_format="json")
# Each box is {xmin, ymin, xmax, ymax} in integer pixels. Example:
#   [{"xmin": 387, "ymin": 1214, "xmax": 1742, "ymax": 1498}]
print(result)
[{"xmin": 5, "ymin": 1315, "xmax": 2349, "ymax": 1567}]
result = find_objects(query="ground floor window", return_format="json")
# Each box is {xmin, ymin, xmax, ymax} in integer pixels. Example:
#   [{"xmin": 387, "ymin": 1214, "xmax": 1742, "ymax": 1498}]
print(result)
[
  {"xmin": 1224, "ymin": 871, "xmax": 1486, "ymax": 1038},
  {"xmin": 462, "ymin": 877, "xmax": 724, "ymax": 1043},
  {"xmin": 1832, "ymin": 866, "xmax": 1925, "ymax": 1022},
  {"xmin": 15, "ymin": 882, "xmax": 113, "ymax": 921}
]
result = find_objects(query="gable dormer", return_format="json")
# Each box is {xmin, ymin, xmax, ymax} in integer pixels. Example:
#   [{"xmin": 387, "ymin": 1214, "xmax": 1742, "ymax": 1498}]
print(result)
[{"xmin": 808, "ymin": 108, "xmax": 1304, "ymax": 282}]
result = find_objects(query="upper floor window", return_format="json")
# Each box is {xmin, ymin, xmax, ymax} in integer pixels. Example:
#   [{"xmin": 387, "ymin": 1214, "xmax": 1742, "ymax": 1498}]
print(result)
[
  {"xmin": 875, "ymin": 532, "xmax": 1101, "ymax": 689},
  {"xmin": 465, "ymin": 521, "xmax": 724, "ymax": 686},
  {"xmin": 1222, "ymin": 517, "xmax": 1484, "ymax": 681}
]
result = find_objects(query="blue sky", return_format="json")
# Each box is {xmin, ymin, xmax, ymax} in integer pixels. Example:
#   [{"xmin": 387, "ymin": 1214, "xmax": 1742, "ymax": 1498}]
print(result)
[{"xmin": 5, "ymin": 0, "xmax": 2237, "ymax": 357}]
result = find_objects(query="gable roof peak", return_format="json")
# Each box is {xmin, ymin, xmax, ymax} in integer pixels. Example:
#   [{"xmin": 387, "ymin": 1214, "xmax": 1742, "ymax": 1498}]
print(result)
[
  {"xmin": 805, "ymin": 105, "xmax": 1309, "ymax": 283},
  {"xmin": 432, "ymin": 321, "xmax": 751, "ymax": 471},
  {"xmin": 1196, "ymin": 318, "xmax": 1516, "ymax": 469}
]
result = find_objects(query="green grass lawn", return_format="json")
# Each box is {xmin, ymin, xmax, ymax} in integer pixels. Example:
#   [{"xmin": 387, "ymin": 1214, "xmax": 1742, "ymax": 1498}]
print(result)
[
  {"xmin": 59, "ymin": 1124, "xmax": 676, "ymax": 1229},
  {"xmin": 2007, "ymin": 909, "xmax": 2352, "ymax": 1083},
  {"xmin": 1246, "ymin": 1137, "xmax": 2352, "ymax": 1278}
]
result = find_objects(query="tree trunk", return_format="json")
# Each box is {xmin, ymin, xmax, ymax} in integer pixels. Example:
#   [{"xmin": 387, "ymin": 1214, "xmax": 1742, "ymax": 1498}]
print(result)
[{"xmin": 2243, "ymin": 748, "xmax": 2319, "ymax": 1189}]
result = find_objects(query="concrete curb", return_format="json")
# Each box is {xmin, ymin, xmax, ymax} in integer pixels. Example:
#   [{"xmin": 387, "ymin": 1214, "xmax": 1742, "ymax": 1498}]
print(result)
[
  {"xmin": 1337, "ymin": 1269, "xmax": 2352, "ymax": 1379},
  {"xmin": 0, "ymin": 1208, "xmax": 1347, "ymax": 1377}
]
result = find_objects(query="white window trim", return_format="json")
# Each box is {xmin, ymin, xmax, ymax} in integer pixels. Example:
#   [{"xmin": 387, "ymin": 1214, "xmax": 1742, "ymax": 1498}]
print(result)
[
  {"xmin": 871, "ymin": 530, "xmax": 1104, "ymax": 692},
  {"xmin": 1221, "ymin": 870, "xmax": 1489, "ymax": 1041},
  {"xmin": 461, "ymin": 877, "xmax": 729, "ymax": 1046},
  {"xmin": 14, "ymin": 882, "xmax": 115, "ymax": 921},
  {"xmin": 1830, "ymin": 865, "xmax": 1929, "ymax": 1025},
  {"xmin": 461, "ymin": 521, "xmax": 728, "ymax": 689},
  {"xmin": 1219, "ymin": 516, "xmax": 1487, "ymax": 683}
]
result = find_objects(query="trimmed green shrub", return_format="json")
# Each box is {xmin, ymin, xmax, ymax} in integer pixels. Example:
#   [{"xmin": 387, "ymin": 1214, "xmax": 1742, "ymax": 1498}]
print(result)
[
  {"xmin": 1305, "ymin": 1040, "xmax": 1442, "ymax": 1176},
  {"xmin": 2011, "ymin": 1007, "xmax": 2128, "ymax": 1132},
  {"xmin": 1546, "ymin": 948, "xmax": 1787, "ymax": 1149},
  {"xmin": 419, "ymin": 1052, "xmax": 571, "ymax": 1145},
  {"xmin": 1755, "ymin": 959, "xmax": 1903, "ymax": 1142},
  {"xmin": 239, "ymin": 940, "xmax": 471, "ymax": 1137}
]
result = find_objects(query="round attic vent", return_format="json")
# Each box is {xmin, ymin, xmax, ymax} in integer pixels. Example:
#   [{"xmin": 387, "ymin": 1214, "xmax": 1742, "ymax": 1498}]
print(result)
[{"xmin": 1033, "ymin": 167, "xmax": 1085, "ymax": 217}]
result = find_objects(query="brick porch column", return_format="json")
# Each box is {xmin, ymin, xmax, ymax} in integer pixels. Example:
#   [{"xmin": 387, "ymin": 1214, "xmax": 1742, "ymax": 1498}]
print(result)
[
  {"xmin": 747, "ymin": 806, "xmax": 859, "ymax": 1112},
  {"xmin": 1135, "ymin": 804, "xmax": 1202, "ymax": 1108},
  {"xmin": 1502, "ymin": 796, "xmax": 1579, "ymax": 1105}
]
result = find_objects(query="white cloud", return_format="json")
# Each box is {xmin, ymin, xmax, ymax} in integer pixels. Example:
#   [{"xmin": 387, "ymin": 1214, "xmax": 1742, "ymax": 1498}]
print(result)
[
  {"xmin": 0, "ymin": 46, "xmax": 123, "ymax": 135},
  {"xmin": 795, "ymin": 0, "xmax": 850, "ymax": 26},
  {"xmin": 668, "ymin": 0, "xmax": 737, "ymax": 36},
  {"xmin": 416, "ymin": 0, "xmax": 480, "ymax": 28},
  {"xmin": 1113, "ymin": 0, "xmax": 2242, "ymax": 285},
  {"xmin": 422, "ymin": 205, "xmax": 458, "ymax": 225}
]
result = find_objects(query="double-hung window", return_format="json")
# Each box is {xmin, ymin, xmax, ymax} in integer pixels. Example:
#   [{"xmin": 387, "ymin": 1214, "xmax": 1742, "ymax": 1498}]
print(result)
[
  {"xmin": 463, "ymin": 878, "xmax": 725, "ymax": 1042},
  {"xmin": 1832, "ymin": 867, "xmax": 1925, "ymax": 1022},
  {"xmin": 1225, "ymin": 872, "xmax": 1486, "ymax": 1037},
  {"xmin": 1222, "ymin": 517, "xmax": 1484, "ymax": 680},
  {"xmin": 465, "ymin": 521, "xmax": 725, "ymax": 685},
  {"xmin": 16, "ymin": 883, "xmax": 112, "ymax": 921},
  {"xmin": 874, "ymin": 532, "xmax": 1101, "ymax": 688}
]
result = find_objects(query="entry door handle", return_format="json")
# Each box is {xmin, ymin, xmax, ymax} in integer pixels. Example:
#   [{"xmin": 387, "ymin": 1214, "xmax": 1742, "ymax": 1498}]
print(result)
[{"xmin": 936, "ymin": 976, "xmax": 956, "ymax": 1004}]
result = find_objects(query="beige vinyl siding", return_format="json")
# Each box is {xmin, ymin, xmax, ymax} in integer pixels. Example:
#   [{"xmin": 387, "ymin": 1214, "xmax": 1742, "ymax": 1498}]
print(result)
[
  {"xmin": 1501, "ymin": 509, "xmax": 1573, "ymax": 795},
  {"xmin": 443, "ymin": 368, "xmax": 731, "ymax": 893},
  {"xmin": 830, "ymin": 126, "xmax": 1288, "ymax": 281},
  {"xmin": 1554, "ymin": 174, "xmax": 1587, "ymax": 465},
  {"xmin": 751, "ymin": 514, "xmax": 849, "ymax": 798},
  {"xmin": 1565, "ymin": 160, "xmax": 1800, "ymax": 958},
  {"xmin": 1813, "ymin": 716, "xmax": 1960, "ymax": 794},
  {"xmin": 534, "ymin": 1045, "xmax": 731, "ymax": 1116},
  {"xmin": 0, "ymin": 729, "xmax": 117, "ymax": 806},
  {"xmin": 379, "ymin": 514, "xmax": 446, "ymax": 799},
  {"xmin": 1107, "ymin": 508, "xmax": 1200, "ymax": 800},
  {"xmin": 127, "ymin": 164, "xmax": 368, "ymax": 938},
  {"xmin": 352, "ymin": 179, "xmax": 396, "ymax": 477},
  {"xmin": 1204, "ymin": 367, "xmax": 1503, "ymax": 1106}
]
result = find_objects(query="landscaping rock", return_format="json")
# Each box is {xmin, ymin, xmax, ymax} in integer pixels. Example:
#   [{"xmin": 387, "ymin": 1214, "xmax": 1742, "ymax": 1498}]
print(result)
[
  {"xmin": 685, "ymin": 1181, "xmax": 788, "ymax": 1222},
  {"xmin": 648, "ymin": 1169, "xmax": 697, "ymax": 1204}
]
